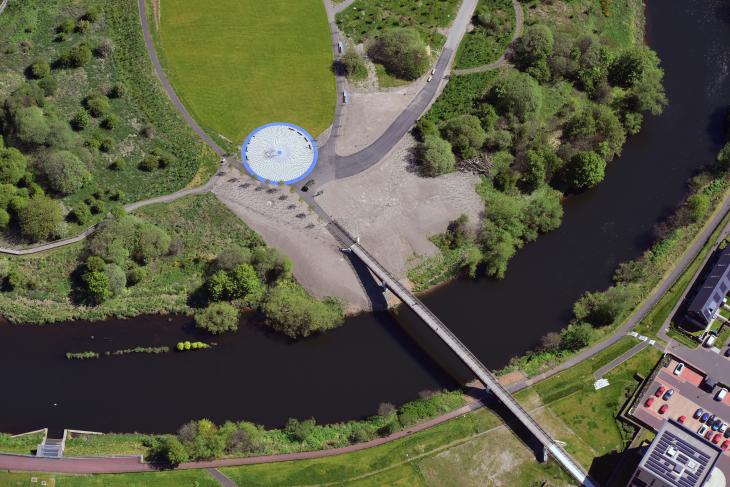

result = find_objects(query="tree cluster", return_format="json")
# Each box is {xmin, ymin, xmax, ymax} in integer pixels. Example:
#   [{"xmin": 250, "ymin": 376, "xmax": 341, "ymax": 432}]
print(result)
[{"xmin": 368, "ymin": 28, "xmax": 430, "ymax": 80}]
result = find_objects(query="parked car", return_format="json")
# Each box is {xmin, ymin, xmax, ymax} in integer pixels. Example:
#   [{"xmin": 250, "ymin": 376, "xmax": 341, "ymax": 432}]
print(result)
[
  {"xmin": 645, "ymin": 397, "xmax": 655, "ymax": 407},
  {"xmin": 659, "ymin": 404, "xmax": 669, "ymax": 415},
  {"xmin": 702, "ymin": 412, "xmax": 711, "ymax": 422},
  {"xmin": 706, "ymin": 332, "xmax": 718, "ymax": 347},
  {"xmin": 663, "ymin": 389, "xmax": 674, "ymax": 401},
  {"xmin": 709, "ymin": 414, "xmax": 716, "ymax": 424},
  {"xmin": 699, "ymin": 425, "xmax": 709, "ymax": 436},
  {"xmin": 678, "ymin": 416, "xmax": 687, "ymax": 424},
  {"xmin": 713, "ymin": 420, "xmax": 722, "ymax": 431},
  {"xmin": 717, "ymin": 388, "xmax": 728, "ymax": 402},
  {"xmin": 655, "ymin": 385, "xmax": 666, "ymax": 397},
  {"xmin": 675, "ymin": 362, "xmax": 685, "ymax": 375},
  {"xmin": 725, "ymin": 348, "xmax": 730, "ymax": 357},
  {"xmin": 725, "ymin": 428, "xmax": 730, "ymax": 439},
  {"xmin": 721, "ymin": 423, "xmax": 728, "ymax": 433},
  {"xmin": 695, "ymin": 408, "xmax": 704, "ymax": 419},
  {"xmin": 707, "ymin": 430, "xmax": 715, "ymax": 440},
  {"xmin": 714, "ymin": 434, "xmax": 722, "ymax": 444},
  {"xmin": 722, "ymin": 440, "xmax": 730, "ymax": 451}
]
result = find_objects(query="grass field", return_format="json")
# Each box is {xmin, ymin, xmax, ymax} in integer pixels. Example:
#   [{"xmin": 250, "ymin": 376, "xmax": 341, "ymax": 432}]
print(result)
[
  {"xmin": 153, "ymin": 0, "xmax": 336, "ymax": 145},
  {"xmin": 0, "ymin": 470, "xmax": 219, "ymax": 487}
]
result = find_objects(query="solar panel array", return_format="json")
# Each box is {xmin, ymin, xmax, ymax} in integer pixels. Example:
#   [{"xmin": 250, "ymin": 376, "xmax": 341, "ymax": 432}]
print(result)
[{"xmin": 643, "ymin": 429, "xmax": 711, "ymax": 487}]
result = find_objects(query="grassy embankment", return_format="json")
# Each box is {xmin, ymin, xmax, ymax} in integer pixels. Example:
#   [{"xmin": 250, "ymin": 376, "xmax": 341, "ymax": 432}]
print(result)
[
  {"xmin": 0, "ymin": 194, "xmax": 260, "ymax": 323},
  {"xmin": 0, "ymin": 0, "xmax": 217, "ymax": 238},
  {"xmin": 150, "ymin": 0, "xmax": 335, "ymax": 146},
  {"xmin": 454, "ymin": 0, "xmax": 516, "ymax": 69}
]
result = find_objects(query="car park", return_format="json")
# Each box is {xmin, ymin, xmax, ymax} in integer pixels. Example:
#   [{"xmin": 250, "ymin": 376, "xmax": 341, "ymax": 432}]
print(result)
[
  {"xmin": 699, "ymin": 425, "xmax": 709, "ymax": 436},
  {"xmin": 695, "ymin": 408, "xmax": 704, "ymax": 419},
  {"xmin": 655, "ymin": 385, "xmax": 666, "ymax": 397},
  {"xmin": 678, "ymin": 415, "xmax": 687, "ymax": 424},
  {"xmin": 663, "ymin": 389, "xmax": 674, "ymax": 401},
  {"xmin": 659, "ymin": 404, "xmax": 668, "ymax": 414},
  {"xmin": 645, "ymin": 397, "xmax": 655, "ymax": 407},
  {"xmin": 717, "ymin": 388, "xmax": 728, "ymax": 401},
  {"xmin": 674, "ymin": 362, "xmax": 685, "ymax": 375},
  {"xmin": 703, "ymin": 413, "xmax": 711, "ymax": 422}
]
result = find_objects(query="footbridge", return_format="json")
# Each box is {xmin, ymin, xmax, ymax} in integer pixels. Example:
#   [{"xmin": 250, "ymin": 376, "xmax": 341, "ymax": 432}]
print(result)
[{"xmin": 328, "ymin": 221, "xmax": 596, "ymax": 487}]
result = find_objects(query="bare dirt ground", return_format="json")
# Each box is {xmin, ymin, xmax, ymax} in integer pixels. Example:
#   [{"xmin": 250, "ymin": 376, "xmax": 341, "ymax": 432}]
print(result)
[
  {"xmin": 212, "ymin": 167, "xmax": 371, "ymax": 313},
  {"xmin": 319, "ymin": 134, "xmax": 483, "ymax": 282},
  {"xmin": 336, "ymin": 59, "xmax": 430, "ymax": 157}
]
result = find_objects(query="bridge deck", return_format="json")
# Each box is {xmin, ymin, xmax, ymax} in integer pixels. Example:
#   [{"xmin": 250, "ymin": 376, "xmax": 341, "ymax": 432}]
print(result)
[{"xmin": 345, "ymin": 238, "xmax": 594, "ymax": 486}]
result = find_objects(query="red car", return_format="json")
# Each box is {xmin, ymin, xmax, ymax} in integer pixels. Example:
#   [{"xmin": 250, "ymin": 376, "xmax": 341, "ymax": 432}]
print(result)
[
  {"xmin": 722, "ymin": 440, "xmax": 730, "ymax": 451},
  {"xmin": 713, "ymin": 434, "xmax": 722, "ymax": 444},
  {"xmin": 678, "ymin": 416, "xmax": 687, "ymax": 424},
  {"xmin": 655, "ymin": 385, "xmax": 666, "ymax": 397},
  {"xmin": 659, "ymin": 404, "xmax": 669, "ymax": 415},
  {"xmin": 707, "ymin": 430, "xmax": 714, "ymax": 440},
  {"xmin": 645, "ymin": 397, "xmax": 655, "ymax": 407}
]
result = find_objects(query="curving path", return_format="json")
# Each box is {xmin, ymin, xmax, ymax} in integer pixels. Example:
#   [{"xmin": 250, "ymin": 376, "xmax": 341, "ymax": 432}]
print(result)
[{"xmin": 452, "ymin": 0, "xmax": 524, "ymax": 76}]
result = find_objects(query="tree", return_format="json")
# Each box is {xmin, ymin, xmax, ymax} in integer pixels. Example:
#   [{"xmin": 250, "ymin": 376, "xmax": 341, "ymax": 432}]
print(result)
[
  {"xmin": 251, "ymin": 247, "xmax": 292, "ymax": 284},
  {"xmin": 230, "ymin": 263, "xmax": 265, "ymax": 303},
  {"xmin": 573, "ymin": 286, "xmax": 638, "ymax": 327},
  {"xmin": 262, "ymin": 281, "xmax": 344, "ymax": 338},
  {"xmin": 478, "ymin": 220, "xmax": 517, "ymax": 279},
  {"xmin": 521, "ymin": 149, "xmax": 546, "ymax": 192},
  {"xmin": 151, "ymin": 436, "xmax": 188, "ymax": 467},
  {"xmin": 104, "ymin": 263, "xmax": 127, "ymax": 297},
  {"xmin": 522, "ymin": 187, "xmax": 563, "ymax": 242},
  {"xmin": 71, "ymin": 203, "xmax": 92, "ymax": 224},
  {"xmin": 538, "ymin": 331, "xmax": 561, "ymax": 352},
  {"xmin": 101, "ymin": 114, "xmax": 119, "ymax": 130},
  {"xmin": 564, "ymin": 151, "xmax": 606, "ymax": 191},
  {"xmin": 687, "ymin": 193, "xmax": 710, "ymax": 222},
  {"xmin": 512, "ymin": 24, "xmax": 553, "ymax": 81},
  {"xmin": 368, "ymin": 28, "xmax": 430, "ymax": 80},
  {"xmin": 44, "ymin": 150, "xmax": 92, "ymax": 194},
  {"xmin": 13, "ymin": 106, "xmax": 49, "ymax": 145},
  {"xmin": 38, "ymin": 77, "xmax": 58, "ymax": 97},
  {"xmin": 472, "ymin": 103, "xmax": 498, "ymax": 132},
  {"xmin": 440, "ymin": 115, "xmax": 486, "ymax": 159},
  {"xmin": 559, "ymin": 322, "xmax": 593, "ymax": 351},
  {"xmin": 0, "ymin": 146, "xmax": 28, "ymax": 185},
  {"xmin": 135, "ymin": 224, "xmax": 171, "ymax": 263},
  {"xmin": 29, "ymin": 60, "xmax": 50, "ymax": 79},
  {"xmin": 17, "ymin": 195, "xmax": 62, "ymax": 241},
  {"xmin": 609, "ymin": 47, "xmax": 648, "ymax": 88},
  {"xmin": 214, "ymin": 245, "xmax": 252, "ymax": 272},
  {"xmin": 207, "ymin": 270, "xmax": 235, "ymax": 301},
  {"xmin": 285, "ymin": 418, "xmax": 317, "ymax": 443},
  {"xmin": 83, "ymin": 270, "xmax": 111, "ymax": 303},
  {"xmin": 96, "ymin": 38, "xmax": 115, "ymax": 59},
  {"xmin": 85, "ymin": 94, "xmax": 110, "ymax": 118},
  {"xmin": 341, "ymin": 48, "xmax": 368, "ymax": 80},
  {"xmin": 417, "ymin": 135, "xmax": 455, "ymax": 176},
  {"xmin": 46, "ymin": 118, "xmax": 76, "ymax": 150},
  {"xmin": 71, "ymin": 110, "xmax": 90, "ymax": 131},
  {"xmin": 487, "ymin": 70, "xmax": 542, "ymax": 122},
  {"xmin": 195, "ymin": 302, "xmax": 239, "ymax": 334},
  {"xmin": 0, "ymin": 208, "xmax": 10, "ymax": 229}
]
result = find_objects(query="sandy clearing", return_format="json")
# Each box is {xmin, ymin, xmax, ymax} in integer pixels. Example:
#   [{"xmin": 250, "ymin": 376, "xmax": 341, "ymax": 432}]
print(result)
[
  {"xmin": 319, "ymin": 134, "xmax": 483, "ymax": 282},
  {"xmin": 212, "ymin": 167, "xmax": 371, "ymax": 313}
]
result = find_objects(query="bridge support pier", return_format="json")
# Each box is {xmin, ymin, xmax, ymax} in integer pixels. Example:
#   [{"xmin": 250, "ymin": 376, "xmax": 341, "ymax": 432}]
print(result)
[{"xmin": 541, "ymin": 446, "xmax": 548, "ymax": 463}]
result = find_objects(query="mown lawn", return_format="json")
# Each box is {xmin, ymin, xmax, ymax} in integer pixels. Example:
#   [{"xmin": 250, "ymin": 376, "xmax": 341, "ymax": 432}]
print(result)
[
  {"xmin": 153, "ymin": 0, "xmax": 336, "ymax": 144},
  {"xmin": 0, "ymin": 470, "xmax": 218, "ymax": 487}
]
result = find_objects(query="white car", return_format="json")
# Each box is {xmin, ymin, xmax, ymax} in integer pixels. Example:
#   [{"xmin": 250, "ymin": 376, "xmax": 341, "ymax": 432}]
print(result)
[
  {"xmin": 699, "ymin": 425, "xmax": 709, "ymax": 435},
  {"xmin": 721, "ymin": 423, "xmax": 728, "ymax": 433},
  {"xmin": 716, "ymin": 388, "xmax": 728, "ymax": 402},
  {"xmin": 674, "ymin": 362, "xmax": 685, "ymax": 376}
]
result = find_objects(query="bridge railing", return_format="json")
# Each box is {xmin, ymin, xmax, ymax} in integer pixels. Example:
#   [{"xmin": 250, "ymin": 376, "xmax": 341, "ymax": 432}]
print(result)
[{"xmin": 336, "ymin": 222, "xmax": 589, "ymax": 482}]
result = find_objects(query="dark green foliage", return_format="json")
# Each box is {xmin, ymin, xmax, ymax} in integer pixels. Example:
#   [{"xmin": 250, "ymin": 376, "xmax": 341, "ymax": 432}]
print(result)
[
  {"xmin": 251, "ymin": 246, "xmax": 292, "ymax": 284},
  {"xmin": 262, "ymin": 281, "xmax": 344, "ymax": 338},
  {"xmin": 564, "ymin": 105, "xmax": 626, "ymax": 161},
  {"xmin": 573, "ymin": 286, "xmax": 639, "ymax": 327},
  {"xmin": 440, "ymin": 114, "xmax": 486, "ymax": 159},
  {"xmin": 479, "ymin": 219, "xmax": 516, "ymax": 279},
  {"xmin": 17, "ymin": 195, "xmax": 62, "ymax": 241},
  {"xmin": 564, "ymin": 151, "xmax": 606, "ymax": 191},
  {"xmin": 195, "ymin": 302, "xmax": 239, "ymax": 334},
  {"xmin": 521, "ymin": 149, "xmax": 546, "ymax": 192},
  {"xmin": 487, "ymin": 70, "xmax": 541, "ymax": 122},
  {"xmin": 109, "ymin": 158, "xmax": 125, "ymax": 171},
  {"xmin": 285, "ymin": 418, "xmax": 317, "ymax": 442},
  {"xmin": 687, "ymin": 193, "xmax": 710, "ymax": 222},
  {"xmin": 213, "ymin": 245, "xmax": 252, "ymax": 272},
  {"xmin": 150, "ymin": 436, "xmax": 188, "ymax": 466},
  {"xmin": 100, "ymin": 114, "xmax": 119, "ymax": 130},
  {"xmin": 57, "ymin": 18, "xmax": 75, "ymax": 35},
  {"xmin": 560, "ymin": 322, "xmax": 593, "ymax": 351},
  {"xmin": 0, "ymin": 146, "xmax": 28, "ymax": 185},
  {"xmin": 44, "ymin": 150, "xmax": 92, "ymax": 194},
  {"xmin": 71, "ymin": 203, "xmax": 92, "ymax": 224},
  {"xmin": 368, "ymin": 28, "xmax": 430, "ymax": 81},
  {"xmin": 38, "ymin": 77, "xmax": 58, "ymax": 96},
  {"xmin": 473, "ymin": 103, "xmax": 498, "ymax": 132},
  {"xmin": 12, "ymin": 106, "xmax": 49, "ymax": 145},
  {"xmin": 108, "ymin": 82, "xmax": 125, "ymax": 99},
  {"xmin": 82, "ymin": 270, "xmax": 111, "ymax": 303},
  {"xmin": 522, "ymin": 187, "xmax": 563, "ymax": 242},
  {"xmin": 415, "ymin": 117, "xmax": 439, "ymax": 141},
  {"xmin": 417, "ymin": 135, "xmax": 455, "ymax": 176}
]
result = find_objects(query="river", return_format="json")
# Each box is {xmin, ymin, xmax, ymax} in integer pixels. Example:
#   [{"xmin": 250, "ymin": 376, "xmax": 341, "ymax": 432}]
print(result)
[{"xmin": 2, "ymin": 0, "xmax": 730, "ymax": 434}]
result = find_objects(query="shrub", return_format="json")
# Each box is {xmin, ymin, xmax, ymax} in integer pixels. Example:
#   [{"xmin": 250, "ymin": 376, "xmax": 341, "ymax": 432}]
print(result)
[
  {"xmin": 341, "ymin": 48, "xmax": 368, "ymax": 80},
  {"xmin": 139, "ymin": 155, "xmax": 159, "ymax": 171},
  {"xmin": 109, "ymin": 159, "xmax": 125, "ymax": 171},
  {"xmin": 368, "ymin": 28, "xmax": 430, "ymax": 80},
  {"xmin": 44, "ymin": 150, "xmax": 92, "ymax": 194},
  {"xmin": 440, "ymin": 114, "xmax": 486, "ymax": 159},
  {"xmin": 96, "ymin": 38, "xmax": 115, "ymax": 58},
  {"xmin": 195, "ymin": 302, "xmax": 239, "ymax": 334},
  {"xmin": 0, "ymin": 146, "xmax": 28, "ymax": 185},
  {"xmin": 559, "ymin": 322, "xmax": 593, "ymax": 351},
  {"xmin": 75, "ymin": 19, "xmax": 92, "ymax": 34},
  {"xmin": 71, "ymin": 203, "xmax": 92, "ymax": 224},
  {"xmin": 85, "ymin": 94, "xmax": 110, "ymax": 117},
  {"xmin": 29, "ymin": 60, "xmax": 50, "ymax": 79},
  {"xmin": 135, "ymin": 224, "xmax": 171, "ymax": 263},
  {"xmin": 13, "ymin": 106, "xmax": 49, "ymax": 145},
  {"xmin": 487, "ymin": 70, "xmax": 542, "ymax": 122},
  {"xmin": 108, "ymin": 82, "xmax": 125, "ymax": 98},
  {"xmin": 70, "ymin": 110, "xmax": 91, "ymax": 131},
  {"xmin": 99, "ymin": 137, "xmax": 114, "ymax": 152},
  {"xmin": 101, "ymin": 114, "xmax": 119, "ymax": 130},
  {"xmin": 127, "ymin": 266, "xmax": 146, "ymax": 285},
  {"xmin": 417, "ymin": 135, "xmax": 455, "ymax": 176},
  {"xmin": 57, "ymin": 18, "xmax": 75, "ymax": 35},
  {"xmin": 17, "ymin": 195, "xmax": 62, "ymax": 241},
  {"xmin": 564, "ymin": 151, "xmax": 606, "ymax": 191},
  {"xmin": 59, "ymin": 43, "xmax": 92, "ymax": 68},
  {"xmin": 38, "ymin": 77, "xmax": 58, "ymax": 96},
  {"xmin": 82, "ymin": 6, "xmax": 101, "ymax": 23},
  {"xmin": 150, "ymin": 437, "xmax": 188, "ymax": 467},
  {"xmin": 104, "ymin": 263, "xmax": 127, "ymax": 297},
  {"xmin": 83, "ymin": 270, "xmax": 111, "ymax": 303}
]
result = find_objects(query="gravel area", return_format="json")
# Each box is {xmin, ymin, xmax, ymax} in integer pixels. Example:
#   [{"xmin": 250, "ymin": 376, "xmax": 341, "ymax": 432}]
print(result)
[{"xmin": 319, "ymin": 134, "xmax": 483, "ymax": 282}]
